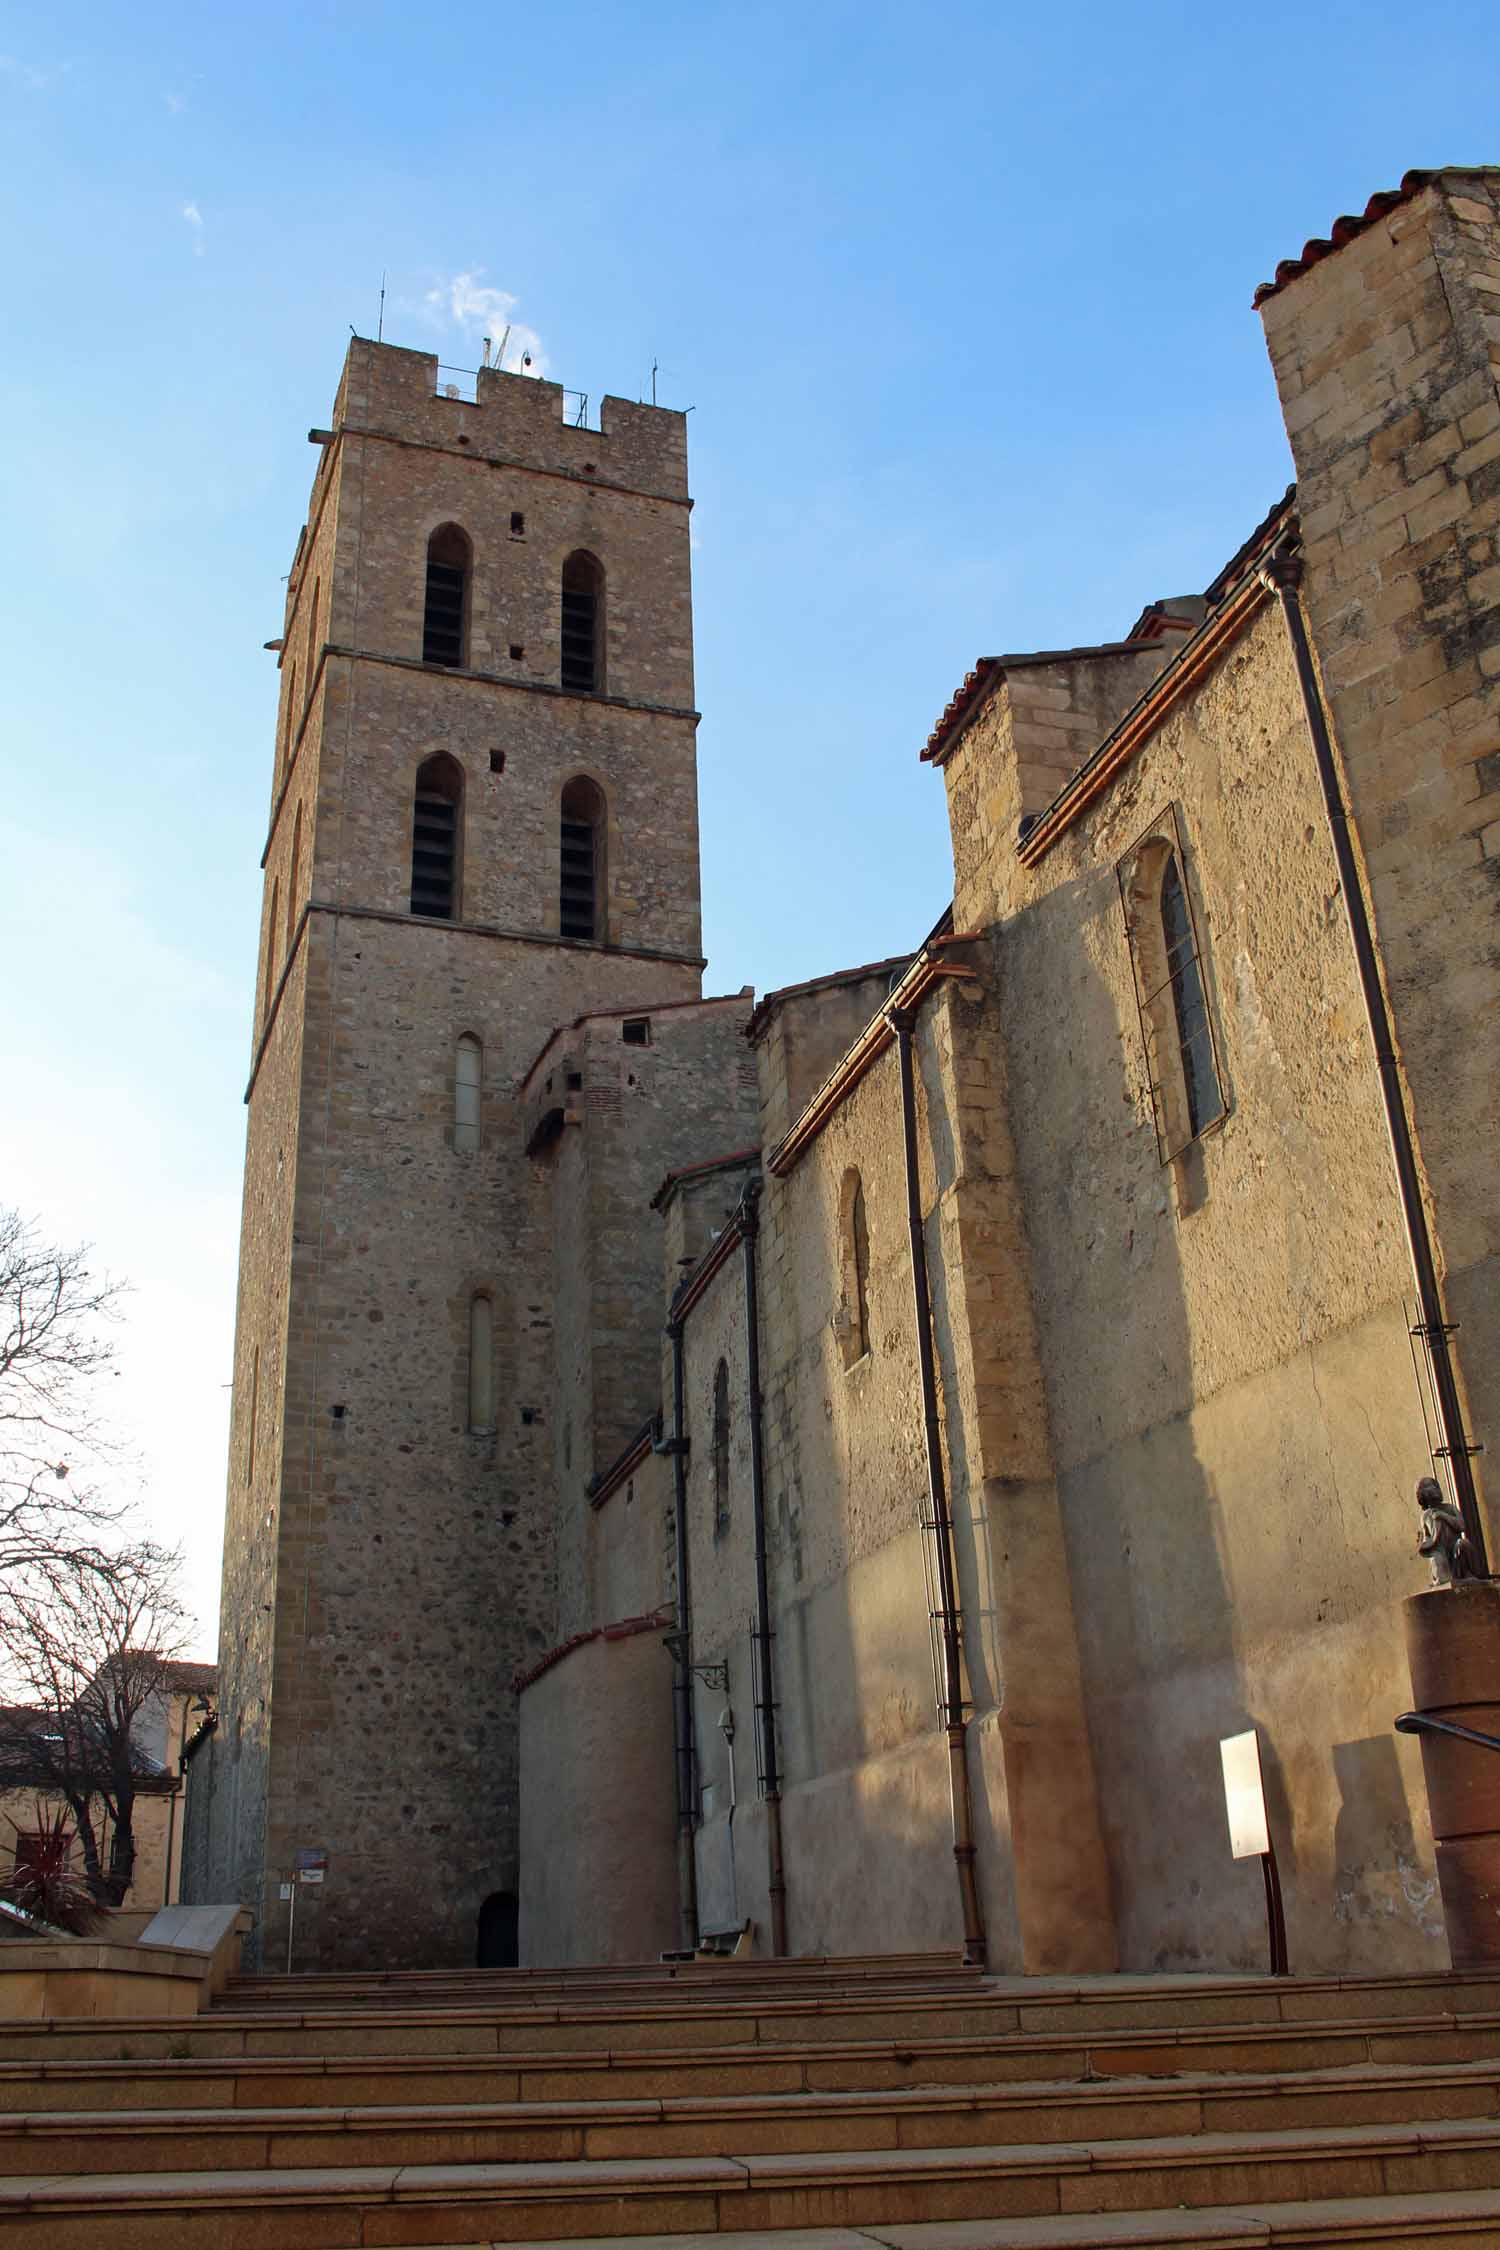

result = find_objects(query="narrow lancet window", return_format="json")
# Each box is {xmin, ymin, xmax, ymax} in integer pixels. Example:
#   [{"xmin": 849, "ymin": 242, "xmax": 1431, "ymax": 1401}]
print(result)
[
  {"xmin": 423, "ymin": 525, "xmax": 471, "ymax": 667},
  {"xmin": 560, "ymin": 551, "xmax": 604, "ymax": 693},
  {"xmin": 1160, "ymin": 854, "xmax": 1221, "ymax": 1140},
  {"xmin": 839, "ymin": 1168, "xmax": 871, "ymax": 1368},
  {"xmin": 1118, "ymin": 826, "xmax": 1226, "ymax": 1162},
  {"xmin": 560, "ymin": 776, "xmax": 604, "ymax": 941},
  {"xmin": 712, "ymin": 1359, "xmax": 731, "ymax": 1534},
  {"xmin": 411, "ymin": 754, "xmax": 463, "ymax": 920},
  {"xmin": 454, "ymin": 1034, "xmax": 482, "ymax": 1153},
  {"xmin": 265, "ymin": 879, "xmax": 280, "ymax": 1014},
  {"xmin": 285, "ymin": 804, "xmax": 302, "ymax": 953},
  {"xmin": 468, "ymin": 1293, "xmax": 495, "ymax": 1431},
  {"xmin": 246, "ymin": 1344, "xmax": 260, "ymax": 1487}
]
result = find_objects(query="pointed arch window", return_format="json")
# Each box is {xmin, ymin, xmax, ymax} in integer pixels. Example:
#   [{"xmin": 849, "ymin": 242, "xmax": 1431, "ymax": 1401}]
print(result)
[
  {"xmin": 454, "ymin": 1034, "xmax": 483, "ymax": 1153},
  {"xmin": 411, "ymin": 754, "xmax": 463, "ymax": 920},
  {"xmin": 1118, "ymin": 817, "xmax": 1226, "ymax": 1162},
  {"xmin": 468, "ymin": 1293, "xmax": 495, "ymax": 1432},
  {"xmin": 423, "ymin": 525, "xmax": 471, "ymax": 667},
  {"xmin": 560, "ymin": 551, "xmax": 604, "ymax": 693},
  {"xmin": 264, "ymin": 878, "xmax": 280, "ymax": 1018},
  {"xmin": 838, "ymin": 1168, "xmax": 870, "ymax": 1368},
  {"xmin": 560, "ymin": 776, "xmax": 604, "ymax": 941},
  {"xmin": 711, "ymin": 1359, "xmax": 731, "ymax": 1535}
]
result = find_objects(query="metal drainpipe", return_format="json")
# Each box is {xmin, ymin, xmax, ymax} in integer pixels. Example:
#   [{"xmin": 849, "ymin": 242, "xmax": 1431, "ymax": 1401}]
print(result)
[
  {"xmin": 739, "ymin": 1180, "xmax": 788, "ymax": 1956},
  {"xmin": 667, "ymin": 1314, "xmax": 700, "ymax": 1951},
  {"xmin": 889, "ymin": 1005, "xmax": 988, "ymax": 1967},
  {"xmin": 1262, "ymin": 543, "xmax": 1489, "ymax": 1573}
]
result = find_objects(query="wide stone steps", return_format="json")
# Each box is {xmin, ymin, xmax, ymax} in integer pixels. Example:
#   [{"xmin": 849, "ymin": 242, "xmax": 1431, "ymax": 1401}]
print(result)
[
  {"xmin": 6, "ymin": 1962, "xmax": 1500, "ymax": 2244},
  {"xmin": 5, "ymin": 2058, "xmax": 1500, "ymax": 2175},
  {"xmin": 7, "ymin": 2115, "xmax": 1500, "ymax": 2247},
  {"xmin": 5, "ymin": 2011, "xmax": 1500, "ymax": 2111}
]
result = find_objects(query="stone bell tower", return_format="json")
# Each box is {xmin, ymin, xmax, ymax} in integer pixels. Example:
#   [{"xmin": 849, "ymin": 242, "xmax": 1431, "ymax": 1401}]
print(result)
[{"xmin": 197, "ymin": 340, "xmax": 704, "ymax": 1968}]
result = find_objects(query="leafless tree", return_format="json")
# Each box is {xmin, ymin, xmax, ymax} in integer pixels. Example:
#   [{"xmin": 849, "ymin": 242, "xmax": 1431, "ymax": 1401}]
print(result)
[
  {"xmin": 0, "ymin": 1541, "xmax": 192, "ymax": 1905},
  {"xmin": 0, "ymin": 1206, "xmax": 128, "ymax": 1587}
]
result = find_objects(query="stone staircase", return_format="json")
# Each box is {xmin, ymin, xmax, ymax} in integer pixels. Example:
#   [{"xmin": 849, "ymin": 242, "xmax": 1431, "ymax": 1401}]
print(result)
[{"xmin": 4, "ymin": 1953, "xmax": 1500, "ymax": 2245}]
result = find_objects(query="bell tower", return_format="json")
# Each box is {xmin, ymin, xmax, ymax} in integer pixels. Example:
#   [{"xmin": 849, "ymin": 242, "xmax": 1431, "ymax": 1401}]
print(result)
[{"xmin": 198, "ymin": 340, "xmax": 703, "ymax": 1968}]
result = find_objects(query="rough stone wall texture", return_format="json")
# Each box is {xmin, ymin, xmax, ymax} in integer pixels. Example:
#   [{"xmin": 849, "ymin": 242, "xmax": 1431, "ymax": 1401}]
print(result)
[
  {"xmin": 543, "ymin": 1000, "xmax": 758, "ymax": 1641},
  {"xmin": 518, "ymin": 1629, "xmax": 678, "ymax": 1967},
  {"xmin": 941, "ymin": 600, "xmax": 1444, "ymax": 1972},
  {"xmin": 946, "ymin": 646, "xmax": 1171, "ymax": 935},
  {"xmin": 1259, "ymin": 171, "xmax": 1500, "ymax": 1505},
  {"xmin": 755, "ymin": 965, "xmax": 911, "ymax": 1151},
  {"xmin": 203, "ymin": 337, "xmax": 706, "ymax": 1969}
]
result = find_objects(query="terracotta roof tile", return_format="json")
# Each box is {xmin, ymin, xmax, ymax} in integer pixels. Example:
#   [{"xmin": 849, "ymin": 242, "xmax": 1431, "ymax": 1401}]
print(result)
[{"xmin": 1250, "ymin": 167, "xmax": 1500, "ymax": 306}]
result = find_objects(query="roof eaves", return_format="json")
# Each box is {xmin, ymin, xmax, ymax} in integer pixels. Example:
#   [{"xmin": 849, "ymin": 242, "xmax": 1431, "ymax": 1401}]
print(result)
[
  {"xmin": 920, "ymin": 642, "xmax": 1160, "ymax": 768},
  {"xmin": 649, "ymin": 1148, "xmax": 759, "ymax": 1214},
  {"xmin": 1250, "ymin": 166, "xmax": 1500, "ymax": 307},
  {"xmin": 744, "ymin": 955, "xmax": 914, "ymax": 1046}
]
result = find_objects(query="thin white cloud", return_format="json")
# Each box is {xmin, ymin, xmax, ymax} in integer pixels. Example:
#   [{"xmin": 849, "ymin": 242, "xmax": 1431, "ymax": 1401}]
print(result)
[
  {"xmin": 421, "ymin": 271, "xmax": 547, "ymax": 376},
  {"xmin": 181, "ymin": 200, "xmax": 205, "ymax": 255},
  {"xmin": 0, "ymin": 53, "xmax": 61, "ymax": 90},
  {"xmin": 165, "ymin": 90, "xmax": 186, "ymax": 114}
]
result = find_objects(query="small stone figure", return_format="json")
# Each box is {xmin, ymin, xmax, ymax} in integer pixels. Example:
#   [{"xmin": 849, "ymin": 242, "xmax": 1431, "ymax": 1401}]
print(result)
[{"xmin": 1417, "ymin": 1475, "xmax": 1476, "ymax": 1586}]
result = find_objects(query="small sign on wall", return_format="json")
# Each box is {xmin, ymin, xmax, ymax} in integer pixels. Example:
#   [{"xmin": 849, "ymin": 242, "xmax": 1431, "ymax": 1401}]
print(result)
[
  {"xmin": 294, "ymin": 1847, "xmax": 328, "ymax": 1886},
  {"xmin": 1220, "ymin": 1729, "xmax": 1271, "ymax": 1860},
  {"xmin": 1219, "ymin": 1726, "xmax": 1287, "ymax": 1974}
]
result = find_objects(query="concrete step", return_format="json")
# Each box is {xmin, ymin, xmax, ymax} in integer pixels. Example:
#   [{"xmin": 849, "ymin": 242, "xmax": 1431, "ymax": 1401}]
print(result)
[
  {"xmin": 3, "ymin": 2009, "xmax": 1498, "ymax": 2108},
  {"xmin": 3, "ymin": 2058, "xmax": 1500, "ymax": 2176},
  {"xmin": 8, "ymin": 1971, "xmax": 1500, "ymax": 2067},
  {"xmin": 6, "ymin": 2116, "xmax": 1500, "ymax": 2248}
]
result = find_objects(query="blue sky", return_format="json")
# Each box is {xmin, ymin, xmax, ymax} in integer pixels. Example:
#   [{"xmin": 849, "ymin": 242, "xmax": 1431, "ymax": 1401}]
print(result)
[{"xmin": 1, "ymin": 0, "xmax": 1495, "ymax": 1642}]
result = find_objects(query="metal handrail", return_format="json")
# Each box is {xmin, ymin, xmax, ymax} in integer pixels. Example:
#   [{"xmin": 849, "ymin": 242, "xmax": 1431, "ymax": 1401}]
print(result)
[{"xmin": 1396, "ymin": 1710, "xmax": 1500, "ymax": 1754}]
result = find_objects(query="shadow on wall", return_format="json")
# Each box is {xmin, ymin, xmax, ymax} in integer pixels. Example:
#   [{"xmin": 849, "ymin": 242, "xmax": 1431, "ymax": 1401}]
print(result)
[{"xmin": 477, "ymin": 1887, "xmax": 519, "ymax": 1967}]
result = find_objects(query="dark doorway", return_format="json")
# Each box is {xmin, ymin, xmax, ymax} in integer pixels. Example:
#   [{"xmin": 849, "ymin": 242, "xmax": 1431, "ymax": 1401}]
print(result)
[{"xmin": 476, "ymin": 1888, "xmax": 519, "ymax": 1968}]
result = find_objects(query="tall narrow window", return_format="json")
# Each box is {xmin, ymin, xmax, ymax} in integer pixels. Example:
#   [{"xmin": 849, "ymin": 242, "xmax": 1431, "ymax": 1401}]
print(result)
[
  {"xmin": 423, "ymin": 525, "xmax": 471, "ymax": 667},
  {"xmin": 1160, "ymin": 856, "xmax": 1221, "ymax": 1138},
  {"xmin": 285, "ymin": 804, "xmax": 302, "ymax": 954},
  {"xmin": 246, "ymin": 1344, "xmax": 260, "ymax": 1487},
  {"xmin": 838, "ymin": 1168, "xmax": 870, "ymax": 1368},
  {"xmin": 468, "ymin": 1293, "xmax": 494, "ymax": 1431},
  {"xmin": 454, "ymin": 1034, "xmax": 482, "ymax": 1153},
  {"xmin": 559, "ymin": 776, "xmax": 604, "ymax": 940},
  {"xmin": 308, "ymin": 575, "xmax": 321, "ymax": 672},
  {"xmin": 265, "ymin": 879, "xmax": 280, "ymax": 1015},
  {"xmin": 282, "ymin": 661, "xmax": 298, "ymax": 773},
  {"xmin": 560, "ymin": 551, "xmax": 604, "ymax": 693},
  {"xmin": 411, "ymin": 754, "xmax": 463, "ymax": 920},
  {"xmin": 712, "ymin": 1359, "xmax": 731, "ymax": 1534},
  {"xmin": 1118, "ymin": 824, "xmax": 1225, "ymax": 1162}
]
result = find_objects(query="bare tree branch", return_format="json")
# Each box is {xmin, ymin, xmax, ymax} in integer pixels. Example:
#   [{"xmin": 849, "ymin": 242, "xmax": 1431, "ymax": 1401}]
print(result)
[
  {"xmin": 0, "ymin": 1207, "xmax": 129, "ymax": 1588},
  {"xmin": 0, "ymin": 1541, "xmax": 192, "ymax": 1906}
]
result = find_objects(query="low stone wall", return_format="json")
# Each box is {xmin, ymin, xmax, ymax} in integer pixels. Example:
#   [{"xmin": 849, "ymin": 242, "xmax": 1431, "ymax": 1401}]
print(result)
[{"xmin": 0, "ymin": 1903, "xmax": 250, "ymax": 2020}]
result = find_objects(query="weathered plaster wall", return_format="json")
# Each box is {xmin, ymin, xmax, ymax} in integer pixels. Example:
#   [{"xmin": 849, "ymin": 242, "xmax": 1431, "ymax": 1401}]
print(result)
[
  {"xmin": 944, "ymin": 604, "xmax": 1444, "ymax": 1971},
  {"xmin": 1259, "ymin": 172, "xmax": 1500, "ymax": 1511},
  {"xmin": 518, "ymin": 1629, "xmax": 677, "ymax": 1966}
]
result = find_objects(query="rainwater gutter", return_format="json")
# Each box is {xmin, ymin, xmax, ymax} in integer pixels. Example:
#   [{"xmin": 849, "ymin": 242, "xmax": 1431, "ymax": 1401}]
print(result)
[
  {"xmin": 738, "ymin": 1180, "xmax": 788, "ymax": 1955},
  {"xmin": 888, "ymin": 1003, "xmax": 988, "ymax": 1967},
  {"xmin": 1262, "ymin": 539, "xmax": 1488, "ymax": 1572}
]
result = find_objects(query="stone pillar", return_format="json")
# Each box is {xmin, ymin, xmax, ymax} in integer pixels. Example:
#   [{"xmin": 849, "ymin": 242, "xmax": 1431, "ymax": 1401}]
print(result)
[{"xmin": 1404, "ymin": 1583, "xmax": 1500, "ymax": 1966}]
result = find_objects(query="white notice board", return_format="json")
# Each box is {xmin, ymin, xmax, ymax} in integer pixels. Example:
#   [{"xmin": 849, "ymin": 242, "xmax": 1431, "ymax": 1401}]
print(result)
[{"xmin": 1220, "ymin": 1728, "xmax": 1271, "ymax": 1861}]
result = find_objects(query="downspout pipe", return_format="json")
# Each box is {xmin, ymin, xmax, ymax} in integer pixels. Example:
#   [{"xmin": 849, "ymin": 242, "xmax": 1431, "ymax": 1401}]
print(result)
[
  {"xmin": 666, "ymin": 1314, "xmax": 700, "ymax": 1951},
  {"xmin": 739, "ymin": 1180, "xmax": 788, "ymax": 1956},
  {"xmin": 889, "ymin": 1005, "xmax": 988, "ymax": 1966},
  {"xmin": 1262, "ymin": 542, "xmax": 1489, "ymax": 1573}
]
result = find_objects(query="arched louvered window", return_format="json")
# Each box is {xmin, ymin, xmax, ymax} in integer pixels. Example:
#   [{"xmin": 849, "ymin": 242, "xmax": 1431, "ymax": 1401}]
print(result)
[
  {"xmin": 712, "ymin": 1359, "xmax": 731, "ymax": 1535},
  {"xmin": 838, "ymin": 1168, "xmax": 871, "ymax": 1368},
  {"xmin": 468, "ymin": 1293, "xmax": 495, "ymax": 1432},
  {"xmin": 411, "ymin": 754, "xmax": 463, "ymax": 920},
  {"xmin": 423, "ymin": 525, "xmax": 471, "ymax": 667},
  {"xmin": 1119, "ymin": 828, "xmax": 1225, "ymax": 1162},
  {"xmin": 454, "ymin": 1034, "xmax": 482, "ymax": 1154},
  {"xmin": 560, "ymin": 551, "xmax": 604, "ymax": 694},
  {"xmin": 560, "ymin": 776, "xmax": 605, "ymax": 941}
]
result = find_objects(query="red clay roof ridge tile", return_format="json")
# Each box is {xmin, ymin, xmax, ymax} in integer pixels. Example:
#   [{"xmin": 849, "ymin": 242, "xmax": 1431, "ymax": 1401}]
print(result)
[{"xmin": 1253, "ymin": 165, "xmax": 1500, "ymax": 308}]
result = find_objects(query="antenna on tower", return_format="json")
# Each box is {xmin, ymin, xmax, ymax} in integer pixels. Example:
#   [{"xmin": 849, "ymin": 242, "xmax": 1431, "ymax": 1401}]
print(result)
[
  {"xmin": 651, "ymin": 359, "xmax": 658, "ymax": 407},
  {"xmin": 377, "ymin": 271, "xmax": 386, "ymax": 343}
]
